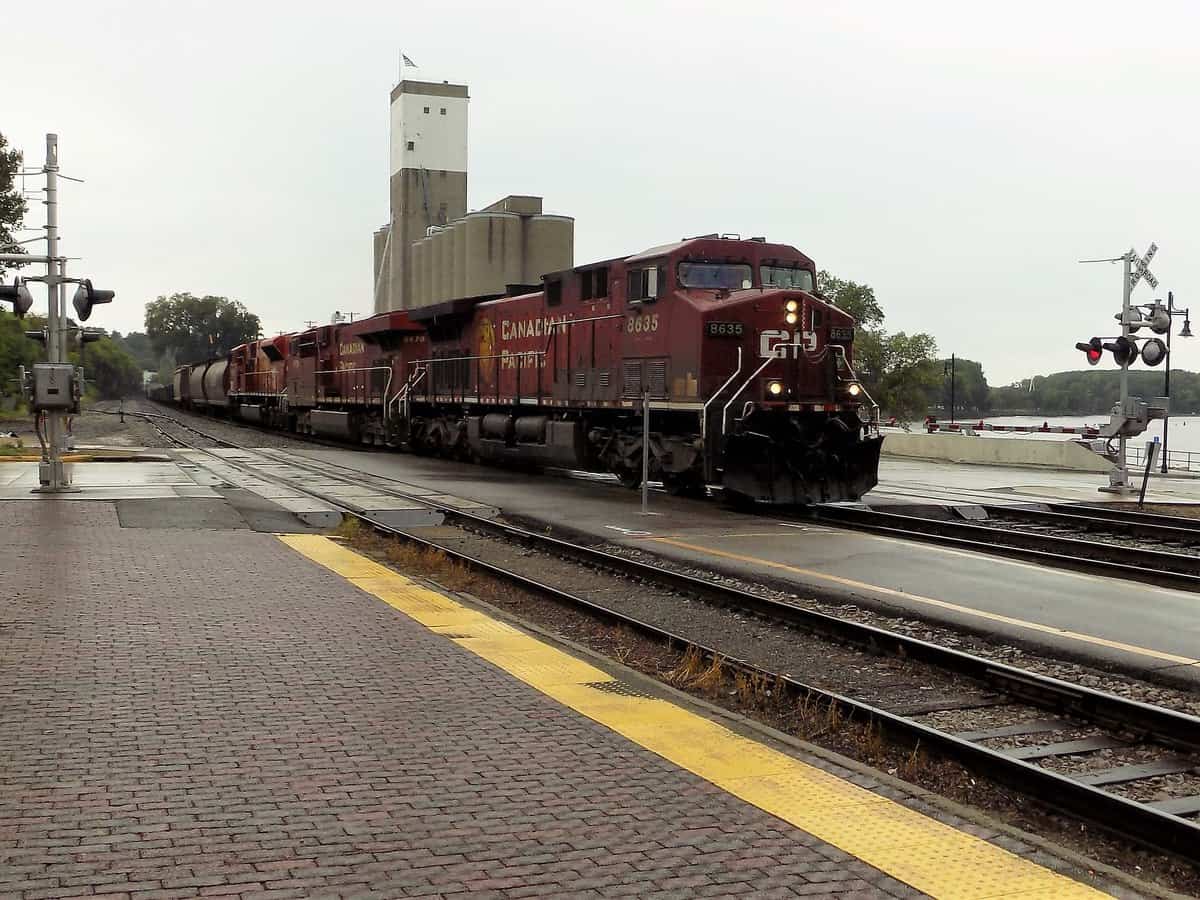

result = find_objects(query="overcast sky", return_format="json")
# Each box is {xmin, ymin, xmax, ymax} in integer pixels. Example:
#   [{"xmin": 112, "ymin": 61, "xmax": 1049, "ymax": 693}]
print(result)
[{"xmin": 7, "ymin": 0, "xmax": 1200, "ymax": 385}]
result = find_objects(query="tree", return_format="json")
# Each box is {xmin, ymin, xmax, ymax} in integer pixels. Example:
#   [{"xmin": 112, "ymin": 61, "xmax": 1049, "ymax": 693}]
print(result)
[
  {"xmin": 74, "ymin": 337, "xmax": 142, "ymax": 400},
  {"xmin": 878, "ymin": 332, "xmax": 941, "ymax": 422},
  {"xmin": 144, "ymin": 293, "xmax": 261, "ymax": 363},
  {"xmin": 0, "ymin": 131, "xmax": 27, "ymax": 279},
  {"xmin": 935, "ymin": 357, "xmax": 991, "ymax": 417},
  {"xmin": 107, "ymin": 330, "xmax": 157, "ymax": 371},
  {"xmin": 0, "ymin": 310, "xmax": 42, "ymax": 408},
  {"xmin": 817, "ymin": 270, "xmax": 939, "ymax": 420},
  {"xmin": 816, "ymin": 271, "xmax": 884, "ymax": 328}
]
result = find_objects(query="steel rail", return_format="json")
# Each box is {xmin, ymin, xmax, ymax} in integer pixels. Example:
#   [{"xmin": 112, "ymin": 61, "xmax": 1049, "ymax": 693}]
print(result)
[
  {"xmin": 1043, "ymin": 502, "xmax": 1200, "ymax": 533},
  {"xmin": 813, "ymin": 505, "xmax": 1200, "ymax": 591},
  {"xmin": 978, "ymin": 504, "xmax": 1200, "ymax": 545},
  {"xmin": 133, "ymin": 410, "xmax": 1200, "ymax": 864}
]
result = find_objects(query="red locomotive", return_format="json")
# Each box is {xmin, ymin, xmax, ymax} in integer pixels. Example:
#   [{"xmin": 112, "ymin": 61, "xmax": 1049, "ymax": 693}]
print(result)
[{"xmin": 169, "ymin": 235, "xmax": 881, "ymax": 504}]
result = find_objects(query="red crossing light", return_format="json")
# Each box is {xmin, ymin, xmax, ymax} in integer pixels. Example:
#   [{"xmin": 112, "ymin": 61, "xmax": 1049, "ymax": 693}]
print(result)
[{"xmin": 1075, "ymin": 337, "xmax": 1103, "ymax": 366}]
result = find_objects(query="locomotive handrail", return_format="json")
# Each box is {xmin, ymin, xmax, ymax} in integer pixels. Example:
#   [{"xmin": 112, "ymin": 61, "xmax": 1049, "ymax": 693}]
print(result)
[
  {"xmin": 311, "ymin": 366, "xmax": 394, "ymax": 423},
  {"xmin": 392, "ymin": 366, "xmax": 427, "ymax": 420},
  {"xmin": 406, "ymin": 350, "xmax": 545, "ymax": 407},
  {"xmin": 829, "ymin": 345, "xmax": 880, "ymax": 429},
  {"xmin": 406, "ymin": 350, "xmax": 545, "ymax": 365},
  {"xmin": 701, "ymin": 347, "xmax": 742, "ymax": 445},
  {"xmin": 721, "ymin": 355, "xmax": 777, "ymax": 436}
]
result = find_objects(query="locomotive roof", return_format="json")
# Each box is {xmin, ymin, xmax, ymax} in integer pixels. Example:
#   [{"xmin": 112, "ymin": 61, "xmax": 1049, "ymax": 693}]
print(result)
[{"xmin": 625, "ymin": 237, "xmax": 807, "ymax": 264}]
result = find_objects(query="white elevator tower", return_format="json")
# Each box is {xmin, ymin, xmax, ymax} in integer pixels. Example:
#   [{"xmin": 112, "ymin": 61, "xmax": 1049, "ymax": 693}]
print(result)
[{"xmin": 373, "ymin": 79, "xmax": 469, "ymax": 313}]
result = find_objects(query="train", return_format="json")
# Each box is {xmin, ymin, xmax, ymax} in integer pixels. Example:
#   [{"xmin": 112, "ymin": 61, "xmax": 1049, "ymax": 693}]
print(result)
[{"xmin": 153, "ymin": 235, "xmax": 882, "ymax": 505}]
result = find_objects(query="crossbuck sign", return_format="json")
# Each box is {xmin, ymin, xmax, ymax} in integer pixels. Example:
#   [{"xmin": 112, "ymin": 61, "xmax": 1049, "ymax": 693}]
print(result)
[{"xmin": 1129, "ymin": 243, "xmax": 1159, "ymax": 291}]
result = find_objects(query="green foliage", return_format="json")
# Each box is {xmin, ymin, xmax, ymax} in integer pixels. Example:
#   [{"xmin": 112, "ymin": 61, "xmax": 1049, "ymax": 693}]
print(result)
[
  {"xmin": 934, "ymin": 357, "xmax": 991, "ymax": 417},
  {"xmin": 817, "ymin": 271, "xmax": 939, "ymax": 419},
  {"xmin": 73, "ymin": 337, "xmax": 142, "ymax": 400},
  {"xmin": 876, "ymin": 333, "xmax": 942, "ymax": 422},
  {"xmin": 156, "ymin": 350, "xmax": 177, "ymax": 387},
  {"xmin": 0, "ymin": 309, "xmax": 42, "ymax": 404},
  {"xmin": 991, "ymin": 369, "xmax": 1192, "ymax": 416},
  {"xmin": 816, "ymin": 270, "xmax": 884, "ymax": 328},
  {"xmin": 144, "ymin": 292, "xmax": 261, "ymax": 363},
  {"xmin": 107, "ymin": 330, "xmax": 157, "ymax": 371},
  {"xmin": 0, "ymin": 131, "xmax": 27, "ymax": 279}
]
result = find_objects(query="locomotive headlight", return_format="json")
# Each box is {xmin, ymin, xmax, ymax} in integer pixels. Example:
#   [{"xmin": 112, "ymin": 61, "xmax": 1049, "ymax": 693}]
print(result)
[
  {"xmin": 785, "ymin": 312, "xmax": 798, "ymax": 325},
  {"xmin": 767, "ymin": 380, "xmax": 784, "ymax": 396},
  {"xmin": 785, "ymin": 299, "xmax": 799, "ymax": 313},
  {"xmin": 847, "ymin": 382, "xmax": 862, "ymax": 397}
]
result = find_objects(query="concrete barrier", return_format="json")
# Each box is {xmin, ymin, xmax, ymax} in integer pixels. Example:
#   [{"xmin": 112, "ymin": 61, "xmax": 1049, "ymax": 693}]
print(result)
[{"xmin": 881, "ymin": 432, "xmax": 1115, "ymax": 472}]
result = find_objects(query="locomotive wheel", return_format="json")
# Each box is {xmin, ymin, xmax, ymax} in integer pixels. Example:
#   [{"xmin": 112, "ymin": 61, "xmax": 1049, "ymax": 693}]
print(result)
[
  {"xmin": 663, "ymin": 474, "xmax": 705, "ymax": 498},
  {"xmin": 617, "ymin": 469, "xmax": 642, "ymax": 490}
]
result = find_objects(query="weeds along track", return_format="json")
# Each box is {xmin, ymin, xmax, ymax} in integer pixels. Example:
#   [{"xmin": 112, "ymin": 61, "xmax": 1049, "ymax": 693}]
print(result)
[{"xmin": 134, "ymin": 409, "xmax": 1200, "ymax": 865}]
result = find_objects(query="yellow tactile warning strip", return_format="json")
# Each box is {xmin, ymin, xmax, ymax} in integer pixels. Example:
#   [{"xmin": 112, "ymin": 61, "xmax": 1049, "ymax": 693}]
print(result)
[
  {"xmin": 651, "ymin": 536, "xmax": 1200, "ymax": 669},
  {"xmin": 279, "ymin": 534, "xmax": 1106, "ymax": 899}
]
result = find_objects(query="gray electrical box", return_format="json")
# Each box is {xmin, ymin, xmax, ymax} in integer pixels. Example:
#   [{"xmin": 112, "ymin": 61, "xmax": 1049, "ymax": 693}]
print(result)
[{"xmin": 32, "ymin": 364, "xmax": 76, "ymax": 411}]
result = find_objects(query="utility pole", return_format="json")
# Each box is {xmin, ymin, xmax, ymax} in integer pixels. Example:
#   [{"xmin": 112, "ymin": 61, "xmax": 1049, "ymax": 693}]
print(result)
[
  {"xmin": 1160, "ymin": 291, "xmax": 1192, "ymax": 473},
  {"xmin": 944, "ymin": 354, "xmax": 956, "ymax": 423},
  {"xmin": 1117, "ymin": 252, "xmax": 1133, "ymax": 490}
]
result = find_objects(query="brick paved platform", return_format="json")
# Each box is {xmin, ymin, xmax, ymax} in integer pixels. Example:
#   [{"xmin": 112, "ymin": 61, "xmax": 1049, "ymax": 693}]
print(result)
[{"xmin": 0, "ymin": 501, "xmax": 1131, "ymax": 899}]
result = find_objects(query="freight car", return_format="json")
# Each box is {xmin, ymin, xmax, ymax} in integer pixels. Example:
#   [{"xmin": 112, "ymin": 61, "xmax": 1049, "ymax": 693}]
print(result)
[{"xmin": 173, "ymin": 235, "xmax": 881, "ymax": 505}]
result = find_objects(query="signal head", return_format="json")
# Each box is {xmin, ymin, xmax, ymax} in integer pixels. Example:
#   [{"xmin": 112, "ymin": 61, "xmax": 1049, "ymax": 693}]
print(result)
[
  {"xmin": 0, "ymin": 277, "xmax": 34, "ymax": 318},
  {"xmin": 1075, "ymin": 337, "xmax": 1103, "ymax": 366},
  {"xmin": 1147, "ymin": 303, "xmax": 1171, "ymax": 335},
  {"xmin": 1141, "ymin": 338, "xmax": 1167, "ymax": 367},
  {"xmin": 1102, "ymin": 335, "xmax": 1138, "ymax": 367},
  {"xmin": 71, "ymin": 279, "xmax": 115, "ymax": 321}
]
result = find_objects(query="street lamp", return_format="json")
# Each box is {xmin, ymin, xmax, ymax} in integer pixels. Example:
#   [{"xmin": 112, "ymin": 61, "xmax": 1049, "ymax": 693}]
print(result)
[
  {"xmin": 943, "ymin": 354, "xmax": 957, "ymax": 423},
  {"xmin": 1161, "ymin": 291, "xmax": 1192, "ymax": 473}
]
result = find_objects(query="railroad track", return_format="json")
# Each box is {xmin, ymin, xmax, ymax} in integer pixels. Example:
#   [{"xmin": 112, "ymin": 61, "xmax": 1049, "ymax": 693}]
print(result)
[
  {"xmin": 127, "ymin": 409, "xmax": 1200, "ymax": 864},
  {"xmin": 813, "ymin": 504, "xmax": 1200, "ymax": 592}
]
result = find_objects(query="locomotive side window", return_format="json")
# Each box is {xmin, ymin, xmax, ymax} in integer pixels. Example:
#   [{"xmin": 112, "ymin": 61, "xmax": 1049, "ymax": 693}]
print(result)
[
  {"xmin": 546, "ymin": 277, "xmax": 563, "ymax": 307},
  {"xmin": 580, "ymin": 266, "xmax": 609, "ymax": 301},
  {"xmin": 761, "ymin": 265, "xmax": 815, "ymax": 291},
  {"xmin": 627, "ymin": 266, "xmax": 662, "ymax": 303},
  {"xmin": 677, "ymin": 262, "xmax": 752, "ymax": 290}
]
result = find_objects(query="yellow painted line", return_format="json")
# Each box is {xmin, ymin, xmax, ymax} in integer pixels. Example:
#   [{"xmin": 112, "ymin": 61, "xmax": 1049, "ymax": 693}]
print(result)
[
  {"xmin": 279, "ymin": 533, "xmax": 1104, "ymax": 899},
  {"xmin": 650, "ymin": 537, "xmax": 1200, "ymax": 668}
]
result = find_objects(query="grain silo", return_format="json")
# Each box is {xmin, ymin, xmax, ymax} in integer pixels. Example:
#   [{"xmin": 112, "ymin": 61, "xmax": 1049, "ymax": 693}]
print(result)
[
  {"xmin": 523, "ymin": 215, "xmax": 575, "ymax": 284},
  {"xmin": 463, "ymin": 211, "xmax": 523, "ymax": 298},
  {"xmin": 450, "ymin": 218, "xmax": 468, "ymax": 300},
  {"xmin": 410, "ymin": 235, "xmax": 430, "ymax": 308}
]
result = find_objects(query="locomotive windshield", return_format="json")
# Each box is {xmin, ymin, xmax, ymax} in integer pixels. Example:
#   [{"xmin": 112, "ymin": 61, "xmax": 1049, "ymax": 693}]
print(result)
[
  {"xmin": 677, "ymin": 262, "xmax": 752, "ymax": 290},
  {"xmin": 761, "ymin": 265, "xmax": 815, "ymax": 290}
]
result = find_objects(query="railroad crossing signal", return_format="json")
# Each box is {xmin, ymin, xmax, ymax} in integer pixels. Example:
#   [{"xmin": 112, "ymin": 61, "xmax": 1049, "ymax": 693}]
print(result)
[
  {"xmin": 1075, "ymin": 337, "xmax": 1103, "ymax": 365},
  {"xmin": 1103, "ymin": 335, "xmax": 1138, "ymax": 367},
  {"xmin": 0, "ymin": 277, "xmax": 34, "ymax": 317},
  {"xmin": 1140, "ymin": 338, "xmax": 1167, "ymax": 366},
  {"xmin": 71, "ymin": 279, "xmax": 115, "ymax": 321},
  {"xmin": 1129, "ymin": 243, "xmax": 1159, "ymax": 292}
]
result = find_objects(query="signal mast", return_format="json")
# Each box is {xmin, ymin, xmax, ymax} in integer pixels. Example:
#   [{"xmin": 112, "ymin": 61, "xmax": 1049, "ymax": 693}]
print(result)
[{"xmin": 0, "ymin": 134, "xmax": 115, "ymax": 492}]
